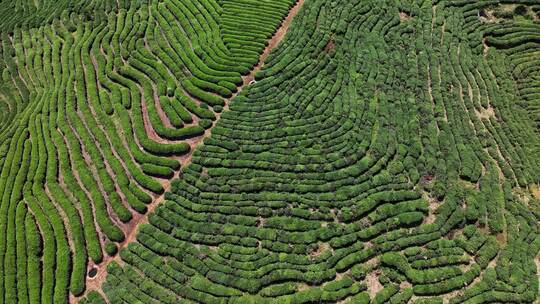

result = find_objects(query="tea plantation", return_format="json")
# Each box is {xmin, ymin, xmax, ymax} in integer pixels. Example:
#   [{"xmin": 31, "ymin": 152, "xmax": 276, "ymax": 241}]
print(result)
[{"xmin": 0, "ymin": 0, "xmax": 539, "ymax": 303}]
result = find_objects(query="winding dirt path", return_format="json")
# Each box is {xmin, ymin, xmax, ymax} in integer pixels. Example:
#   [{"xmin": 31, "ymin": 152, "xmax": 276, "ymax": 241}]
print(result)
[{"xmin": 76, "ymin": 0, "xmax": 305, "ymax": 302}]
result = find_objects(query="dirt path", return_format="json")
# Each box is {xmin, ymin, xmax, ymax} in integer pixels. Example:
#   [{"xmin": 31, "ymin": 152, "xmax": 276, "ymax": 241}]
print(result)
[{"xmin": 77, "ymin": 0, "xmax": 305, "ymax": 301}]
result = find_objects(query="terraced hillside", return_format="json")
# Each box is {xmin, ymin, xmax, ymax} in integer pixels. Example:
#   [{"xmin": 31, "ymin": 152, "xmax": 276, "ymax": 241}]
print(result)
[
  {"xmin": 92, "ymin": 0, "xmax": 540, "ymax": 303},
  {"xmin": 0, "ymin": 0, "xmax": 297, "ymax": 302},
  {"xmin": 0, "ymin": 0, "xmax": 540, "ymax": 303}
]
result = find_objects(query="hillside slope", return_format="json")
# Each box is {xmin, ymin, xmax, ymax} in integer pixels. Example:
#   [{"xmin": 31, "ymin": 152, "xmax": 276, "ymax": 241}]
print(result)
[
  {"xmin": 88, "ymin": 0, "xmax": 540, "ymax": 303},
  {"xmin": 0, "ymin": 0, "xmax": 539, "ymax": 303}
]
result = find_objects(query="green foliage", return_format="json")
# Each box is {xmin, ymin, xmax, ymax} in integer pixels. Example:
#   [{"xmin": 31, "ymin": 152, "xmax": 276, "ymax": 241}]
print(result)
[{"xmin": 0, "ymin": 0, "xmax": 539, "ymax": 303}]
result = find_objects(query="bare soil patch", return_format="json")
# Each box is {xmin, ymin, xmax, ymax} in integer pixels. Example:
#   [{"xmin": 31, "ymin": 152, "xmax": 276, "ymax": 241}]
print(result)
[
  {"xmin": 366, "ymin": 270, "xmax": 384, "ymax": 298},
  {"xmin": 297, "ymin": 283, "xmax": 310, "ymax": 292},
  {"xmin": 496, "ymin": 232, "xmax": 507, "ymax": 245},
  {"xmin": 399, "ymin": 11, "xmax": 411, "ymax": 21},
  {"xmin": 419, "ymin": 174, "xmax": 434, "ymax": 186},
  {"xmin": 531, "ymin": 185, "xmax": 540, "ymax": 200},
  {"xmin": 475, "ymin": 105, "xmax": 495, "ymax": 120},
  {"xmin": 422, "ymin": 192, "xmax": 438, "ymax": 225},
  {"xmin": 324, "ymin": 37, "xmax": 335, "ymax": 53}
]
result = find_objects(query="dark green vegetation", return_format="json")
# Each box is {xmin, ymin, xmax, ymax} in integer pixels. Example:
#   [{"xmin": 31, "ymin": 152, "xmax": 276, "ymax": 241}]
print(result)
[{"xmin": 1, "ymin": 0, "xmax": 540, "ymax": 303}]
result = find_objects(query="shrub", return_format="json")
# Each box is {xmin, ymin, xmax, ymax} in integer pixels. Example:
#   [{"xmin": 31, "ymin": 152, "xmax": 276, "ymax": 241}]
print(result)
[{"xmin": 105, "ymin": 242, "xmax": 118, "ymax": 256}]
